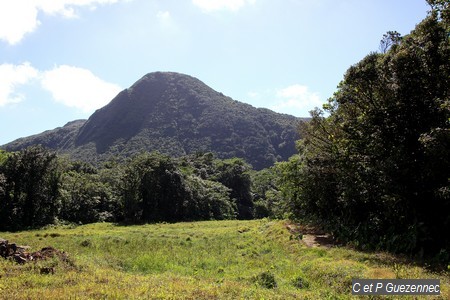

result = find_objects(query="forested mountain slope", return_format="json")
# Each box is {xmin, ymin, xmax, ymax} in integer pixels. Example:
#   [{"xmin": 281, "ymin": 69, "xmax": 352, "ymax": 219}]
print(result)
[{"xmin": 3, "ymin": 72, "xmax": 304, "ymax": 169}]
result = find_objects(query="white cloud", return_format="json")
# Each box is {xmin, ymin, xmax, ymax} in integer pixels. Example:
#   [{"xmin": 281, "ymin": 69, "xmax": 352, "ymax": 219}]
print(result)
[
  {"xmin": 0, "ymin": 3, "xmax": 40, "ymax": 45},
  {"xmin": 0, "ymin": 63, "xmax": 122, "ymax": 112},
  {"xmin": 192, "ymin": 0, "xmax": 256, "ymax": 12},
  {"xmin": 0, "ymin": 62, "xmax": 39, "ymax": 106},
  {"xmin": 0, "ymin": 0, "xmax": 123, "ymax": 45},
  {"xmin": 36, "ymin": 0, "xmax": 121, "ymax": 17},
  {"xmin": 41, "ymin": 65, "xmax": 121, "ymax": 113},
  {"xmin": 157, "ymin": 10, "xmax": 171, "ymax": 21},
  {"xmin": 272, "ymin": 84, "xmax": 323, "ymax": 117}
]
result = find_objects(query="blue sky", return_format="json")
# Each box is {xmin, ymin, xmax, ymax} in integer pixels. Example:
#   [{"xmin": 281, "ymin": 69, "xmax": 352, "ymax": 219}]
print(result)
[{"xmin": 0, "ymin": 0, "xmax": 430, "ymax": 145}]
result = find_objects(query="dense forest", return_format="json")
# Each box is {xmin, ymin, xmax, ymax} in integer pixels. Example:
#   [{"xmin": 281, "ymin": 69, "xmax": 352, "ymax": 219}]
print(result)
[
  {"xmin": 0, "ymin": 147, "xmax": 264, "ymax": 229},
  {"xmin": 0, "ymin": 0, "xmax": 449, "ymax": 265},
  {"xmin": 278, "ymin": 0, "xmax": 450, "ymax": 260}
]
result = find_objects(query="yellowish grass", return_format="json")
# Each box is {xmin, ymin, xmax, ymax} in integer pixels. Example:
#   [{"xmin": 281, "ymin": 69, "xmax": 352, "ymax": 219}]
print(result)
[{"xmin": 0, "ymin": 220, "xmax": 448, "ymax": 299}]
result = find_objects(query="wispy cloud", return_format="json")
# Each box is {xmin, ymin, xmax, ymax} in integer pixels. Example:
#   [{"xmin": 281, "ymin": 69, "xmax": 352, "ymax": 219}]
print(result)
[
  {"xmin": 272, "ymin": 84, "xmax": 323, "ymax": 117},
  {"xmin": 41, "ymin": 65, "xmax": 122, "ymax": 113},
  {"xmin": 245, "ymin": 84, "xmax": 322, "ymax": 117},
  {"xmin": 0, "ymin": 62, "xmax": 39, "ymax": 106},
  {"xmin": 192, "ymin": 0, "xmax": 256, "ymax": 13},
  {"xmin": 157, "ymin": 10, "xmax": 171, "ymax": 21},
  {"xmin": 0, "ymin": 0, "xmax": 125, "ymax": 45}
]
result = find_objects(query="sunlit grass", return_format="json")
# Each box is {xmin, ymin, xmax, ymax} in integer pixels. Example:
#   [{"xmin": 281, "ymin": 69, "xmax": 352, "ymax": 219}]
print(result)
[{"xmin": 0, "ymin": 220, "xmax": 448, "ymax": 299}]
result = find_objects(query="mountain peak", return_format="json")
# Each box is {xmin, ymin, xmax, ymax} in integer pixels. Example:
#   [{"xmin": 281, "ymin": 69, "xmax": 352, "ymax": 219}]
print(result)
[
  {"xmin": 4, "ymin": 72, "xmax": 302, "ymax": 169},
  {"xmin": 74, "ymin": 72, "xmax": 224, "ymax": 151},
  {"xmin": 137, "ymin": 71, "xmax": 203, "ymax": 84}
]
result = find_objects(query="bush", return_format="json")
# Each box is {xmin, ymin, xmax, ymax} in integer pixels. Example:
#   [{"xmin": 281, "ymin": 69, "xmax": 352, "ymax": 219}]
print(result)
[
  {"xmin": 292, "ymin": 275, "xmax": 309, "ymax": 289},
  {"xmin": 254, "ymin": 271, "xmax": 277, "ymax": 289}
]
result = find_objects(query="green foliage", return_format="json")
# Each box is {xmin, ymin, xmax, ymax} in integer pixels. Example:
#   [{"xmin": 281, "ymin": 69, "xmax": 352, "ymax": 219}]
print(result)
[
  {"xmin": 427, "ymin": 0, "xmax": 450, "ymax": 28},
  {"xmin": 59, "ymin": 171, "xmax": 118, "ymax": 224},
  {"xmin": 291, "ymin": 275, "xmax": 310, "ymax": 289},
  {"xmin": 179, "ymin": 153, "xmax": 256, "ymax": 220},
  {"xmin": 254, "ymin": 271, "xmax": 277, "ymax": 289},
  {"xmin": 56, "ymin": 158, "xmax": 122, "ymax": 224},
  {"xmin": 0, "ymin": 150, "xmax": 8, "ymax": 201},
  {"xmin": 0, "ymin": 149, "xmax": 9, "ymax": 165},
  {"xmin": 213, "ymin": 158, "xmax": 254, "ymax": 219},
  {"xmin": 121, "ymin": 152, "xmax": 184, "ymax": 223},
  {"xmin": 281, "ymin": 6, "xmax": 450, "ymax": 258},
  {"xmin": 0, "ymin": 147, "xmax": 254, "ymax": 230},
  {"xmin": 275, "ymin": 154, "xmax": 304, "ymax": 219},
  {"xmin": 379, "ymin": 31, "xmax": 402, "ymax": 53},
  {"xmin": 184, "ymin": 175, "xmax": 236, "ymax": 220},
  {"xmin": 251, "ymin": 167, "xmax": 286, "ymax": 218},
  {"xmin": 0, "ymin": 146, "xmax": 60, "ymax": 230},
  {"xmin": 120, "ymin": 152, "xmax": 241, "ymax": 223}
]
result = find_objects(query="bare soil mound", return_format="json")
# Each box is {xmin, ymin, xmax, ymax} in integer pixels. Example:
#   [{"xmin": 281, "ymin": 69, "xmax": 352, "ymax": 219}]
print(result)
[{"xmin": 1, "ymin": 238, "xmax": 69, "ymax": 265}]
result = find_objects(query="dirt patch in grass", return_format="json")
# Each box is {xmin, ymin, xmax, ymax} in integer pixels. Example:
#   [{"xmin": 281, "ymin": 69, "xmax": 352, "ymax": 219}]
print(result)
[
  {"xmin": 1, "ymin": 238, "xmax": 70, "ymax": 265},
  {"xmin": 285, "ymin": 223, "xmax": 336, "ymax": 248}
]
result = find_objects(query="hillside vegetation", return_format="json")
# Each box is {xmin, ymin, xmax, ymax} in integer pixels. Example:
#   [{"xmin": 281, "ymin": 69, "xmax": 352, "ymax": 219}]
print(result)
[
  {"xmin": 2, "ymin": 72, "xmax": 303, "ymax": 170},
  {"xmin": 1, "ymin": 220, "xmax": 449, "ymax": 299}
]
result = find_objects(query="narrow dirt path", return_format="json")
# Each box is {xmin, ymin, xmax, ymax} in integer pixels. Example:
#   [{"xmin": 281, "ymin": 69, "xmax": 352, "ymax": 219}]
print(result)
[{"xmin": 285, "ymin": 223, "xmax": 336, "ymax": 248}]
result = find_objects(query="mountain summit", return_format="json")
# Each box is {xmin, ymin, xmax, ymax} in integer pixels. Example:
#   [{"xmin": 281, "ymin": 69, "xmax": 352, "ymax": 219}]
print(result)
[{"xmin": 4, "ymin": 72, "xmax": 302, "ymax": 169}]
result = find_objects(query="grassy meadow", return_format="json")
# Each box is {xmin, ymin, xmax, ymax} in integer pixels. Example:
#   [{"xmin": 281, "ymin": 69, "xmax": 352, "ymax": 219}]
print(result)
[{"xmin": 0, "ymin": 219, "xmax": 448, "ymax": 299}]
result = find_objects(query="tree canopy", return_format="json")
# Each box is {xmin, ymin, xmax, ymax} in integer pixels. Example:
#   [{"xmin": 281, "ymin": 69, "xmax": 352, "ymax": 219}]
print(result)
[{"xmin": 0, "ymin": 148, "xmax": 263, "ymax": 230}]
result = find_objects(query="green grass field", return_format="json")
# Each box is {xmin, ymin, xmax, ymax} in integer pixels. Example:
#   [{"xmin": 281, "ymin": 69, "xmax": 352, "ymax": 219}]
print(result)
[{"xmin": 0, "ymin": 219, "xmax": 448, "ymax": 299}]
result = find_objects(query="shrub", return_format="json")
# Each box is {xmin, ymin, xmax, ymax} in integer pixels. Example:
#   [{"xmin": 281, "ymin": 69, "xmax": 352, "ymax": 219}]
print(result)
[{"xmin": 254, "ymin": 271, "xmax": 277, "ymax": 289}]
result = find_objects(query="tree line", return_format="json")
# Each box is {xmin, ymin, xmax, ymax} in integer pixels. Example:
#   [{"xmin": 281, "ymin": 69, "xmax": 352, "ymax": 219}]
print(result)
[{"xmin": 0, "ymin": 147, "xmax": 279, "ymax": 231}]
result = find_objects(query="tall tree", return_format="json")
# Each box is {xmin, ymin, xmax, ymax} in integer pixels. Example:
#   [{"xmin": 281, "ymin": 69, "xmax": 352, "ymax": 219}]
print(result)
[
  {"xmin": 121, "ymin": 152, "xmax": 187, "ymax": 223},
  {"xmin": 0, "ymin": 146, "xmax": 61, "ymax": 230},
  {"xmin": 214, "ymin": 158, "xmax": 254, "ymax": 219}
]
